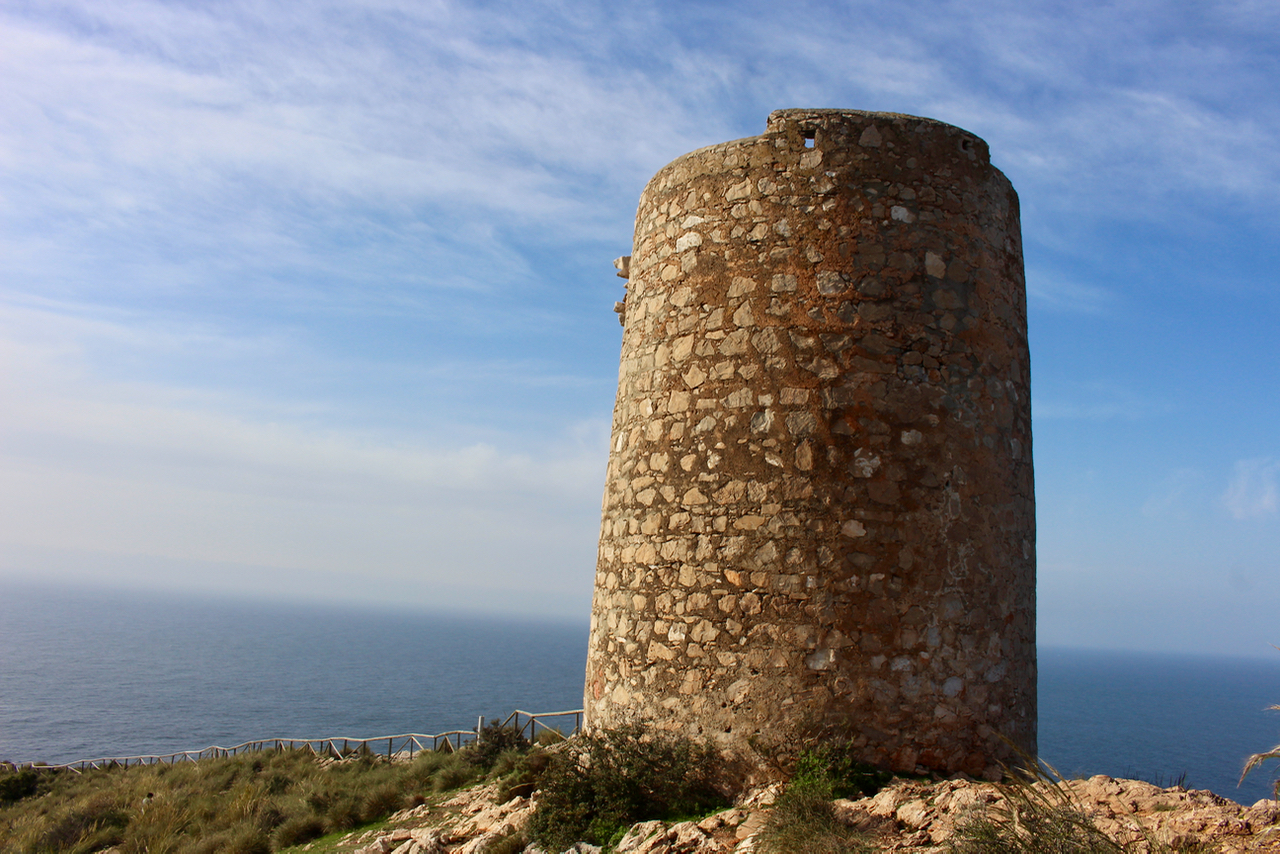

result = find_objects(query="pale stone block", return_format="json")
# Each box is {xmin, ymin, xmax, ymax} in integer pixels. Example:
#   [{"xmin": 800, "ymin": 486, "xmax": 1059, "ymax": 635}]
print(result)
[
  {"xmin": 750, "ymin": 328, "xmax": 781, "ymax": 354},
  {"xmin": 925, "ymin": 251, "xmax": 947, "ymax": 278},
  {"xmin": 682, "ymin": 487, "xmax": 709, "ymax": 505},
  {"xmin": 719, "ymin": 328, "xmax": 750, "ymax": 355},
  {"xmin": 841, "ymin": 520, "xmax": 867, "ymax": 538},
  {"xmin": 675, "ymin": 232, "xmax": 702, "ymax": 252},
  {"xmin": 647, "ymin": 641, "xmax": 675, "ymax": 661},
  {"xmin": 725, "ymin": 179, "xmax": 752, "ymax": 201},
  {"xmin": 795, "ymin": 441, "xmax": 814, "ymax": 471}
]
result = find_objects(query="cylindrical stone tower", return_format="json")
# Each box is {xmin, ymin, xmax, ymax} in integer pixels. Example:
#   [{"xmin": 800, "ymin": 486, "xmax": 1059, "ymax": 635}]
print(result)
[{"xmin": 585, "ymin": 109, "xmax": 1034, "ymax": 780}]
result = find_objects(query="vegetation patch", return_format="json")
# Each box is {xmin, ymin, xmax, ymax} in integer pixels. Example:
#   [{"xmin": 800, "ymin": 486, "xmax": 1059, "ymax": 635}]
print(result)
[
  {"xmin": 755, "ymin": 743, "xmax": 885, "ymax": 854},
  {"xmin": 0, "ymin": 720, "xmax": 533, "ymax": 853},
  {"xmin": 788, "ymin": 741, "xmax": 892, "ymax": 801},
  {"xmin": 525, "ymin": 726, "xmax": 729, "ymax": 851}
]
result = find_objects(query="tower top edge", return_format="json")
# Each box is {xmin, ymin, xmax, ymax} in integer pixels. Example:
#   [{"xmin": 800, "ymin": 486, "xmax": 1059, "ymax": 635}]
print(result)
[
  {"xmin": 766, "ymin": 107, "xmax": 982, "ymax": 136},
  {"xmin": 640, "ymin": 108, "xmax": 1003, "ymax": 200}
]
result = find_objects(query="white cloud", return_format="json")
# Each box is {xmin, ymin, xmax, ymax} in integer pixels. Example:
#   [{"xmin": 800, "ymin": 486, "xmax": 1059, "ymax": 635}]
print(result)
[
  {"xmin": 719, "ymin": 0, "xmax": 1280, "ymax": 220},
  {"xmin": 0, "ymin": 3, "xmax": 704, "ymax": 223},
  {"xmin": 1026, "ymin": 268, "xmax": 1116, "ymax": 314},
  {"xmin": 1032, "ymin": 382, "xmax": 1157, "ymax": 421},
  {"xmin": 1, "ymin": 0, "xmax": 1278, "ymax": 642},
  {"xmin": 1223, "ymin": 458, "xmax": 1280, "ymax": 519},
  {"xmin": 0, "ymin": 299, "xmax": 609, "ymax": 613},
  {"xmin": 1141, "ymin": 468, "xmax": 1201, "ymax": 519}
]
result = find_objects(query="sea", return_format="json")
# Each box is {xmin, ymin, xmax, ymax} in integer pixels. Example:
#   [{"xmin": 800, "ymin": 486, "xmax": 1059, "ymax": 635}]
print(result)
[{"xmin": 2, "ymin": 581, "xmax": 1278, "ymax": 805}]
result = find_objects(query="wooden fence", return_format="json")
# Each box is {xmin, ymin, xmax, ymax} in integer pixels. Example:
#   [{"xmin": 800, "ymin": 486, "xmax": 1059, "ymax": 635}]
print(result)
[{"xmin": 8, "ymin": 709, "xmax": 583, "ymax": 774}]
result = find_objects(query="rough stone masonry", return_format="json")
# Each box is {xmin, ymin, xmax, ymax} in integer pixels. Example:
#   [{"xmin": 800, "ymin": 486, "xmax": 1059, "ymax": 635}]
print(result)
[{"xmin": 583, "ymin": 109, "xmax": 1035, "ymax": 781}]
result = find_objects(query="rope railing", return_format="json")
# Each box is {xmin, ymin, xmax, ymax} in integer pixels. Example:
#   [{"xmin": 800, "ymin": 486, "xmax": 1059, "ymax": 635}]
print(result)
[{"xmin": 8, "ymin": 709, "xmax": 584, "ymax": 774}]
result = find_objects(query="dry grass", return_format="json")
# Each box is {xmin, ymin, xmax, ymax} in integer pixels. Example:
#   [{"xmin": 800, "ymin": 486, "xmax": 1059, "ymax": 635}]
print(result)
[
  {"xmin": 1239, "ymin": 647, "xmax": 1280, "ymax": 799},
  {"xmin": 947, "ymin": 762, "xmax": 1200, "ymax": 854},
  {"xmin": 1241, "ymin": 703, "xmax": 1280, "ymax": 799},
  {"xmin": 0, "ymin": 732, "xmax": 523, "ymax": 853},
  {"xmin": 754, "ymin": 785, "xmax": 874, "ymax": 854}
]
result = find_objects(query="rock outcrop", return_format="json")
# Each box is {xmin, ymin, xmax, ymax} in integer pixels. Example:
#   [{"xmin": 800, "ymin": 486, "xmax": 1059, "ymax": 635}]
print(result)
[{"xmin": 337, "ymin": 775, "xmax": 1280, "ymax": 854}]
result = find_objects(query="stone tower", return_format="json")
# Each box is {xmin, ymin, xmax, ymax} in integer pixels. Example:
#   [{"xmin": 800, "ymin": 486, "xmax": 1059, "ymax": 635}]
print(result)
[{"xmin": 584, "ymin": 109, "xmax": 1034, "ymax": 780}]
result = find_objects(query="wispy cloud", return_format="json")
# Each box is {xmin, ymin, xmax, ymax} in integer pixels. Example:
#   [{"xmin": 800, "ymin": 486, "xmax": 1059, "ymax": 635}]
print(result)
[
  {"xmin": 1141, "ymin": 468, "xmax": 1202, "ymax": 519},
  {"xmin": 1026, "ymin": 268, "xmax": 1116, "ymax": 314},
  {"xmin": 1223, "ymin": 458, "xmax": 1280, "ymax": 519},
  {"xmin": 0, "ymin": 311, "xmax": 608, "ymax": 607},
  {"xmin": 1, "ymin": 0, "xmax": 1277, "ymax": 638},
  {"xmin": 1033, "ymin": 381, "xmax": 1158, "ymax": 421}
]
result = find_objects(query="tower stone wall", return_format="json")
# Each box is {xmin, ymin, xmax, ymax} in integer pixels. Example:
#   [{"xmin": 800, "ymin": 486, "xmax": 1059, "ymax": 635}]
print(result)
[{"xmin": 584, "ymin": 109, "xmax": 1035, "ymax": 780}]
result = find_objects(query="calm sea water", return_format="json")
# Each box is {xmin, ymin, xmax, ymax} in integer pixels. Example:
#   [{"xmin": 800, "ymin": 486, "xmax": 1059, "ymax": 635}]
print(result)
[{"xmin": 2, "ymin": 582, "xmax": 1278, "ymax": 804}]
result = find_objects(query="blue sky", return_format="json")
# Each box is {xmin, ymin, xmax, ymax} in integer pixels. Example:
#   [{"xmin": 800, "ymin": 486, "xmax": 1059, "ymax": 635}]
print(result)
[{"xmin": 1, "ymin": 0, "xmax": 1277, "ymax": 658}]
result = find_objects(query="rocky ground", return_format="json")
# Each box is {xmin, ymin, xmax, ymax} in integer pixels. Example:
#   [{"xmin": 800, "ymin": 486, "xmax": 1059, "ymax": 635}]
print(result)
[{"xmin": 320, "ymin": 775, "xmax": 1280, "ymax": 854}]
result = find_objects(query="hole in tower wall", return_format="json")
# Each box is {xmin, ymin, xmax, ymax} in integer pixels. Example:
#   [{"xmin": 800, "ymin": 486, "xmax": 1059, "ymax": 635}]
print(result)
[
  {"xmin": 959, "ymin": 137, "xmax": 974, "ymax": 153},
  {"xmin": 803, "ymin": 129, "xmax": 817, "ymax": 148}
]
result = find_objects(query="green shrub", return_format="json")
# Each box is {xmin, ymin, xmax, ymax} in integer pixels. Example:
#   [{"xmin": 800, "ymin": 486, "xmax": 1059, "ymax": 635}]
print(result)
[
  {"xmin": 495, "ymin": 748, "xmax": 553, "ymax": 803},
  {"xmin": 525, "ymin": 726, "xmax": 728, "ymax": 851},
  {"xmin": 0, "ymin": 768, "xmax": 41, "ymax": 803},
  {"xmin": 251, "ymin": 799, "xmax": 285, "ymax": 832},
  {"xmin": 790, "ymin": 742, "xmax": 892, "ymax": 801},
  {"xmin": 487, "ymin": 748, "xmax": 526, "ymax": 779},
  {"xmin": 263, "ymin": 771, "xmax": 292, "ymax": 795},
  {"xmin": 407, "ymin": 749, "xmax": 454, "ymax": 780},
  {"xmin": 462, "ymin": 719, "xmax": 531, "ymax": 772},
  {"xmin": 755, "ymin": 743, "xmax": 883, "ymax": 854}
]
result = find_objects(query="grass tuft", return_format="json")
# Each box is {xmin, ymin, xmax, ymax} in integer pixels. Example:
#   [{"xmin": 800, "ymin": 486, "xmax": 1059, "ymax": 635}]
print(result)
[
  {"xmin": 273, "ymin": 813, "xmax": 326, "ymax": 848},
  {"xmin": 756, "ymin": 784, "xmax": 873, "ymax": 854},
  {"xmin": 1239, "ymin": 646, "xmax": 1280, "ymax": 799},
  {"xmin": 755, "ymin": 742, "xmax": 883, "ymax": 854},
  {"xmin": 947, "ymin": 760, "xmax": 1194, "ymax": 854}
]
